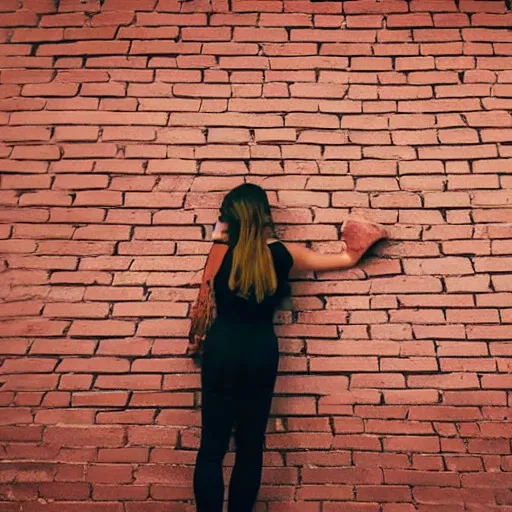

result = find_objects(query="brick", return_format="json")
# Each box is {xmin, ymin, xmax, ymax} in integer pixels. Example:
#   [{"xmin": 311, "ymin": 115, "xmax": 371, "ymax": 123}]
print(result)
[
  {"xmin": 392, "ymin": 129, "xmax": 438, "ymax": 145},
  {"xmin": 68, "ymin": 320, "xmax": 135, "ymax": 337},
  {"xmin": 43, "ymin": 426, "xmax": 124, "ymax": 447},
  {"xmin": 283, "ymin": 1, "xmax": 341, "ymax": 14},
  {"xmin": 1, "ymin": 69, "xmax": 56, "ymax": 84},
  {"xmin": 88, "ymin": 57, "xmax": 148, "ymax": 69},
  {"xmin": 11, "ymin": 28, "xmax": 63, "ymax": 42},
  {"xmin": 53, "ymin": 126, "xmax": 100, "ymax": 142},
  {"xmin": 384, "ymin": 436, "xmax": 439, "ymax": 453},
  {"xmin": 472, "ymin": 13, "xmax": 512, "ymax": 26},
  {"xmin": 467, "ymin": 112, "xmax": 512, "ymax": 127},
  {"xmin": 388, "ymin": 13, "xmax": 433, "ymax": 28},
  {"xmin": 61, "ymin": 143, "xmax": 117, "ymax": 159},
  {"xmin": 234, "ymin": 27, "xmax": 288, "ymax": 42},
  {"xmin": 291, "ymin": 28, "xmax": 375, "ymax": 43},
  {"xmin": 402, "ymin": 98, "xmax": 482, "ymax": 114},
  {"xmin": 436, "ymin": 57, "xmax": 475, "ymax": 72},
  {"xmin": 433, "ymin": 13, "xmax": 470, "ymax": 27},
  {"xmin": 409, "ymin": 373, "xmax": 480, "ymax": 389},
  {"xmin": 115, "ymin": 26, "xmax": 174, "ymax": 40},
  {"xmin": 131, "ymin": 42, "xmax": 198, "ymax": 59},
  {"xmin": 81, "ymin": 82, "xmax": 127, "ymax": 97},
  {"xmin": 63, "ymin": 26, "xmax": 117, "ymax": 40},
  {"xmin": 0, "ymin": 56, "xmax": 53, "ymax": 70},
  {"xmin": 284, "ymin": 113, "xmax": 338, "ymax": 129},
  {"xmin": 343, "ymin": 1, "xmax": 408, "ymax": 14},
  {"xmin": 320, "ymin": 100, "xmax": 362, "ymax": 114},
  {"xmin": 93, "ymin": 375, "xmax": 162, "ymax": 391},
  {"xmin": 168, "ymin": 112, "xmax": 283, "ymax": 128},
  {"xmin": 0, "ymin": 97, "xmax": 46, "ymax": 112},
  {"xmin": 321, "ymin": 43, "xmax": 373, "ymax": 57},
  {"xmin": 0, "ymin": 357, "xmax": 57, "ymax": 373},
  {"xmin": 209, "ymin": 13, "xmax": 256, "ymax": 25},
  {"xmin": 0, "ymin": 10, "xmax": 39, "ymax": 27},
  {"xmin": 40, "ymin": 12, "xmax": 85, "ymax": 27},
  {"xmin": 11, "ymin": 145, "xmax": 61, "ymax": 160},
  {"xmin": 0, "ymin": 127, "xmax": 52, "ymax": 142},
  {"xmin": 464, "ymin": 42, "xmax": 494, "ymax": 57},
  {"xmin": 396, "ymin": 56, "xmax": 435, "ymax": 70},
  {"xmin": 438, "ymin": 127, "xmax": 479, "ymax": 144},
  {"xmin": 448, "ymin": 175, "xmax": 499, "ymax": 190},
  {"xmin": 43, "ymin": 303, "xmax": 109, "ymax": 319},
  {"xmin": 344, "ymin": 14, "xmax": 382, "ymax": 29},
  {"xmin": 201, "ymin": 43, "xmax": 258, "ymax": 57},
  {"xmin": 137, "ymin": 11, "xmax": 206, "ymax": 24},
  {"xmin": 37, "ymin": 41, "xmax": 130, "ymax": 56},
  {"xmin": 478, "ymin": 56, "xmax": 512, "ymax": 70},
  {"xmin": 352, "ymin": 57, "xmax": 392, "ymax": 70},
  {"xmin": 420, "ymin": 144, "xmax": 497, "ymax": 160},
  {"xmin": 0, "ymin": 423, "xmax": 44, "ymax": 443},
  {"xmin": 471, "ymin": 190, "xmax": 512, "ymax": 207},
  {"xmin": 381, "ymin": 86, "xmax": 433, "ymax": 100},
  {"xmin": 290, "ymin": 83, "xmax": 348, "ymax": 98},
  {"xmin": 10, "ymin": 111, "xmax": 169, "ymax": 126},
  {"xmin": 181, "ymin": 27, "xmax": 231, "ymax": 41},
  {"xmin": 173, "ymin": 84, "xmax": 231, "ymax": 99},
  {"xmin": 413, "ymin": 29, "xmax": 461, "ymax": 42},
  {"xmin": 421, "ymin": 42, "xmax": 464, "ymax": 55},
  {"xmin": 408, "ymin": 71, "xmax": 459, "ymax": 85},
  {"xmin": 460, "ymin": 1, "xmax": 508, "ymax": 13}
]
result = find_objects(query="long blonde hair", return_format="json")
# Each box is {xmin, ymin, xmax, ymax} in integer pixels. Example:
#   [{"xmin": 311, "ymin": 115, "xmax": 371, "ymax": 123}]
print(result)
[{"xmin": 219, "ymin": 184, "xmax": 277, "ymax": 303}]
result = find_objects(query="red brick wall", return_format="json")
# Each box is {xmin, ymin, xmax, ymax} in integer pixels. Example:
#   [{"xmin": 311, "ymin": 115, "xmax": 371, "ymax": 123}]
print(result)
[{"xmin": 1, "ymin": 0, "xmax": 512, "ymax": 510}]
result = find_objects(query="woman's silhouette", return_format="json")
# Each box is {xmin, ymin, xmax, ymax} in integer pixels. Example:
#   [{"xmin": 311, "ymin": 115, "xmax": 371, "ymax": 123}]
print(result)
[{"xmin": 192, "ymin": 183, "xmax": 387, "ymax": 512}]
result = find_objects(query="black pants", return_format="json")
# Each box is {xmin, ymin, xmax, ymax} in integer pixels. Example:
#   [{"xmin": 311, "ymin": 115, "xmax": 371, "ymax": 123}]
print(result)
[{"xmin": 193, "ymin": 319, "xmax": 279, "ymax": 512}]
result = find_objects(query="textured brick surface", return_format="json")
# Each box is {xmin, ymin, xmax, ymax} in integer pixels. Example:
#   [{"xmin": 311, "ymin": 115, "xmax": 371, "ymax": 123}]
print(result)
[{"xmin": 1, "ymin": 0, "xmax": 512, "ymax": 510}]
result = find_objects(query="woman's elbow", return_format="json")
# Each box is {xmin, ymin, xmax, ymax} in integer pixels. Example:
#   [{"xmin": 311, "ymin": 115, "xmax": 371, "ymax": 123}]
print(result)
[{"xmin": 338, "ymin": 251, "xmax": 358, "ymax": 269}]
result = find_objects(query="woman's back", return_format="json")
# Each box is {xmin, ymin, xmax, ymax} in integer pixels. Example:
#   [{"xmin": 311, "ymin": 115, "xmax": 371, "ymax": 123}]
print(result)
[
  {"xmin": 213, "ymin": 240, "xmax": 293, "ymax": 325},
  {"xmin": 198, "ymin": 242, "xmax": 288, "ymax": 512}
]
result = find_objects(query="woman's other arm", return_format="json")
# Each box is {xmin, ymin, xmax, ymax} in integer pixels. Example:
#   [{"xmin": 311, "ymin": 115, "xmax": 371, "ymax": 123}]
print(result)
[
  {"xmin": 212, "ymin": 219, "xmax": 229, "ymax": 242},
  {"xmin": 283, "ymin": 219, "xmax": 388, "ymax": 272}
]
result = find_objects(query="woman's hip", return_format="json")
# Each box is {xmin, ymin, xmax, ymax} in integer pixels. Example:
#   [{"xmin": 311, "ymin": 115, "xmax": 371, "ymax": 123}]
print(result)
[{"xmin": 202, "ymin": 320, "xmax": 279, "ymax": 375}]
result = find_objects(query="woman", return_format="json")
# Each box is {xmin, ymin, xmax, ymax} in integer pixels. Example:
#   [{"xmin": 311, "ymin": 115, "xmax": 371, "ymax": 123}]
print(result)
[{"xmin": 193, "ymin": 183, "xmax": 387, "ymax": 512}]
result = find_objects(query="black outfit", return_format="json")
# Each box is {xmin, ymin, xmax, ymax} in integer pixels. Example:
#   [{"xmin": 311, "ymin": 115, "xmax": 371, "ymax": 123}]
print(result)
[{"xmin": 193, "ymin": 241, "xmax": 293, "ymax": 512}]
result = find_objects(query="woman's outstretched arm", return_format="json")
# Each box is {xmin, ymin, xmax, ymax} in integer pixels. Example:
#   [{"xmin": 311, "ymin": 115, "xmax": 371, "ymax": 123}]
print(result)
[
  {"xmin": 283, "ymin": 243, "xmax": 357, "ymax": 272},
  {"xmin": 285, "ymin": 219, "xmax": 388, "ymax": 272},
  {"xmin": 211, "ymin": 218, "xmax": 387, "ymax": 271}
]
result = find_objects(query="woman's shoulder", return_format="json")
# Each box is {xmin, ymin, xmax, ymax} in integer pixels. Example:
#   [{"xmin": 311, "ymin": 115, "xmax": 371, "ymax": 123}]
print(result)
[{"xmin": 267, "ymin": 238, "xmax": 294, "ymax": 270}]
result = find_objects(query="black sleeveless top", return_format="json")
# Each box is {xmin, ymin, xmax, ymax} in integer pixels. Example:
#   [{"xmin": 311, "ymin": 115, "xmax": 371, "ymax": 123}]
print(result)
[{"xmin": 213, "ymin": 241, "xmax": 294, "ymax": 325}]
